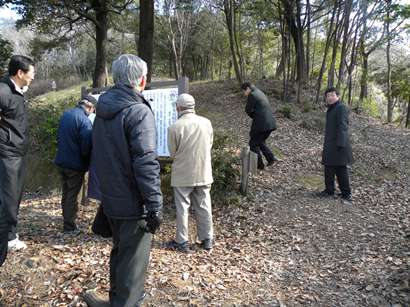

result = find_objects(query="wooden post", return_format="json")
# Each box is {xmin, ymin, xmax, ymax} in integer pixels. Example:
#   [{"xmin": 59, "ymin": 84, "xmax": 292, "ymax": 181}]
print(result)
[
  {"xmin": 178, "ymin": 76, "xmax": 189, "ymax": 94},
  {"xmin": 240, "ymin": 146, "xmax": 250, "ymax": 195},
  {"xmin": 81, "ymin": 86, "xmax": 88, "ymax": 99},
  {"xmin": 249, "ymin": 150, "xmax": 258, "ymax": 175},
  {"xmin": 240, "ymin": 146, "xmax": 258, "ymax": 195}
]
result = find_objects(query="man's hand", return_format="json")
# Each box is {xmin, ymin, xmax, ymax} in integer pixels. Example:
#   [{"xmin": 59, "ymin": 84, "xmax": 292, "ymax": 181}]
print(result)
[{"xmin": 145, "ymin": 211, "xmax": 162, "ymax": 234}]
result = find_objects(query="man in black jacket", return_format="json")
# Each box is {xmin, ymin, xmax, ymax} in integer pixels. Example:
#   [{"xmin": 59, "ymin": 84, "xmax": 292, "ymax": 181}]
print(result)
[
  {"xmin": 242, "ymin": 82, "xmax": 278, "ymax": 170},
  {"xmin": 0, "ymin": 55, "xmax": 35, "ymax": 266},
  {"xmin": 319, "ymin": 87, "xmax": 353, "ymax": 202},
  {"xmin": 83, "ymin": 54, "xmax": 163, "ymax": 307}
]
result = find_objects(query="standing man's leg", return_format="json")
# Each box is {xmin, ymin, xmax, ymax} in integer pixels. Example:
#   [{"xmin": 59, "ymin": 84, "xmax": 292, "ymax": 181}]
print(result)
[
  {"xmin": 174, "ymin": 187, "xmax": 193, "ymax": 244},
  {"xmin": 0, "ymin": 158, "xmax": 10, "ymax": 264},
  {"xmin": 0, "ymin": 201, "xmax": 8, "ymax": 266},
  {"xmin": 249, "ymin": 133, "xmax": 265, "ymax": 169},
  {"xmin": 0, "ymin": 156, "xmax": 26, "ymax": 247},
  {"xmin": 335, "ymin": 166, "xmax": 352, "ymax": 198},
  {"xmin": 259, "ymin": 131, "xmax": 276, "ymax": 164},
  {"xmin": 191, "ymin": 185, "xmax": 213, "ymax": 247},
  {"xmin": 324, "ymin": 165, "xmax": 337, "ymax": 195},
  {"xmin": 109, "ymin": 218, "xmax": 151, "ymax": 307},
  {"xmin": 59, "ymin": 168, "xmax": 84, "ymax": 232}
]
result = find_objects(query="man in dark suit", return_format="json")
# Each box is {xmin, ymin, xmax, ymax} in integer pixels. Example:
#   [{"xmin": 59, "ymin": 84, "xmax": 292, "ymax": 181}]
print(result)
[
  {"xmin": 319, "ymin": 87, "xmax": 353, "ymax": 202},
  {"xmin": 241, "ymin": 82, "xmax": 278, "ymax": 170}
]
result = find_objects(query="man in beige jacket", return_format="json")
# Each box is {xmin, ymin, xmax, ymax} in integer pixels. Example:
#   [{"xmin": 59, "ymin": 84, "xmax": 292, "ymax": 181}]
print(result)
[{"xmin": 166, "ymin": 93, "xmax": 214, "ymax": 252}]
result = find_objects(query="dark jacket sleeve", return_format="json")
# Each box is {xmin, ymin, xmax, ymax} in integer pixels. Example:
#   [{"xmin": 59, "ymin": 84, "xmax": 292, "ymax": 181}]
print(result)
[
  {"xmin": 0, "ymin": 85, "xmax": 8, "ymax": 116},
  {"xmin": 336, "ymin": 104, "xmax": 349, "ymax": 148},
  {"xmin": 245, "ymin": 95, "xmax": 255, "ymax": 118},
  {"xmin": 125, "ymin": 105, "xmax": 162, "ymax": 213},
  {"xmin": 79, "ymin": 116, "xmax": 93, "ymax": 158}
]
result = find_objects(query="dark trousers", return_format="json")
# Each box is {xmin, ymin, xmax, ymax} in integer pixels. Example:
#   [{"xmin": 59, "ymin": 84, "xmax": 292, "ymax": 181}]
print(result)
[
  {"xmin": 0, "ymin": 155, "xmax": 25, "ymax": 241},
  {"xmin": 0, "ymin": 199, "xmax": 9, "ymax": 266},
  {"xmin": 58, "ymin": 167, "xmax": 85, "ymax": 231},
  {"xmin": 108, "ymin": 218, "xmax": 152, "ymax": 307},
  {"xmin": 249, "ymin": 130, "xmax": 276, "ymax": 169},
  {"xmin": 324, "ymin": 165, "xmax": 351, "ymax": 196}
]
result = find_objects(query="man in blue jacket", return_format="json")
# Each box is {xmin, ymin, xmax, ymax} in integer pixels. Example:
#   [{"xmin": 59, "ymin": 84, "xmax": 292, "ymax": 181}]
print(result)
[
  {"xmin": 0, "ymin": 55, "xmax": 35, "ymax": 265},
  {"xmin": 83, "ymin": 54, "xmax": 162, "ymax": 307},
  {"xmin": 55, "ymin": 95, "xmax": 96, "ymax": 232}
]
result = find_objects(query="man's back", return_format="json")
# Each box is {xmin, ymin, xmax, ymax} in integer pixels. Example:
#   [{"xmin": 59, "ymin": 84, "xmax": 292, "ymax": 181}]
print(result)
[
  {"xmin": 92, "ymin": 84, "xmax": 162, "ymax": 219},
  {"xmin": 55, "ymin": 106, "xmax": 92, "ymax": 171},
  {"xmin": 246, "ymin": 86, "xmax": 276, "ymax": 134},
  {"xmin": 168, "ymin": 112, "xmax": 213, "ymax": 187}
]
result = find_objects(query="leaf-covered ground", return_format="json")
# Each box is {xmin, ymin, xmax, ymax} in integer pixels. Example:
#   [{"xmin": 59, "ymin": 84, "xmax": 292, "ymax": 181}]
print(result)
[{"xmin": 1, "ymin": 80, "xmax": 409, "ymax": 306}]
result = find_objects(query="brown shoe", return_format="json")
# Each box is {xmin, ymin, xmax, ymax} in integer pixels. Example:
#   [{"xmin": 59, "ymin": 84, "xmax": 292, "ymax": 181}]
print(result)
[{"xmin": 83, "ymin": 291, "xmax": 110, "ymax": 307}]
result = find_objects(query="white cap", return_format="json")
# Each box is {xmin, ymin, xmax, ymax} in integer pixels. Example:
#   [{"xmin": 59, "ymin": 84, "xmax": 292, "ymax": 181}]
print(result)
[{"xmin": 176, "ymin": 93, "xmax": 195, "ymax": 109}]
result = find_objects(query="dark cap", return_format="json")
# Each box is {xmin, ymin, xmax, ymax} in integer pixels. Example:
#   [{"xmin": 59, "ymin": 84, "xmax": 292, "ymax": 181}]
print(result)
[{"xmin": 79, "ymin": 95, "xmax": 98, "ymax": 106}]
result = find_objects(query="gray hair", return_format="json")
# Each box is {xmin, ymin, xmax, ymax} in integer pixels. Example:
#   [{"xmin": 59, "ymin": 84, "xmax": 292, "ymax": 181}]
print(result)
[{"xmin": 112, "ymin": 54, "xmax": 148, "ymax": 87}]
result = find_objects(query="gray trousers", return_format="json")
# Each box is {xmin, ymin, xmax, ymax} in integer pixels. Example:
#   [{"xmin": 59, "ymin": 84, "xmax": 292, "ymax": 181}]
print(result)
[
  {"xmin": 58, "ymin": 167, "xmax": 85, "ymax": 231},
  {"xmin": 109, "ymin": 218, "xmax": 152, "ymax": 307},
  {"xmin": 174, "ymin": 185, "xmax": 213, "ymax": 244}
]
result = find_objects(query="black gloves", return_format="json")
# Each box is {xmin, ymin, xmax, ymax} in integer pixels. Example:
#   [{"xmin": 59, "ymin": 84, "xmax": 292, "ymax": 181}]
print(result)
[{"xmin": 145, "ymin": 211, "xmax": 162, "ymax": 234}]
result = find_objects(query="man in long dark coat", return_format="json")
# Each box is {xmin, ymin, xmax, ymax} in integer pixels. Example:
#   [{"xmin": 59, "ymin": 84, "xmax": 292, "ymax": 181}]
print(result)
[
  {"xmin": 319, "ymin": 87, "xmax": 353, "ymax": 202},
  {"xmin": 241, "ymin": 82, "xmax": 278, "ymax": 170}
]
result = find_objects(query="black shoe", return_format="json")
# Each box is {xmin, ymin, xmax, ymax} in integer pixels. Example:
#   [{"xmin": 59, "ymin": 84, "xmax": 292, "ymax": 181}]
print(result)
[
  {"xmin": 341, "ymin": 194, "xmax": 353, "ymax": 202},
  {"xmin": 63, "ymin": 225, "xmax": 81, "ymax": 234},
  {"xmin": 201, "ymin": 239, "xmax": 213, "ymax": 250},
  {"xmin": 165, "ymin": 240, "xmax": 193, "ymax": 253},
  {"xmin": 267, "ymin": 157, "xmax": 280, "ymax": 166},
  {"xmin": 316, "ymin": 190, "xmax": 335, "ymax": 198},
  {"xmin": 83, "ymin": 291, "xmax": 110, "ymax": 307}
]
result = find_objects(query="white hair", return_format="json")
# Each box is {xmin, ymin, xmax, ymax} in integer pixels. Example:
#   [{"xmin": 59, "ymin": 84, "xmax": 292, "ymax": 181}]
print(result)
[{"xmin": 112, "ymin": 54, "xmax": 148, "ymax": 87}]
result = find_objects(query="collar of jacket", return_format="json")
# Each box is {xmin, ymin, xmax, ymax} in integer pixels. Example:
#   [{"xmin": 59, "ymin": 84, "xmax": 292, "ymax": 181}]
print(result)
[
  {"xmin": 178, "ymin": 109, "xmax": 195, "ymax": 118},
  {"xmin": 76, "ymin": 105, "xmax": 90, "ymax": 116},
  {"xmin": 0, "ymin": 75, "xmax": 24, "ymax": 97},
  {"xmin": 327, "ymin": 100, "xmax": 340, "ymax": 110},
  {"xmin": 113, "ymin": 83, "xmax": 151, "ymax": 108}
]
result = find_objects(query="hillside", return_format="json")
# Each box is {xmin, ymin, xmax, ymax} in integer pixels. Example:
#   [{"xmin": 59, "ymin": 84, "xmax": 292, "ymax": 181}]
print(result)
[{"xmin": 0, "ymin": 80, "xmax": 409, "ymax": 306}]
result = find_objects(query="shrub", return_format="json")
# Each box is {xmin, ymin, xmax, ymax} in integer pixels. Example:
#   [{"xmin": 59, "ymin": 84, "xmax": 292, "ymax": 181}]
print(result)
[
  {"xmin": 211, "ymin": 133, "xmax": 240, "ymax": 202},
  {"xmin": 362, "ymin": 97, "xmax": 380, "ymax": 118},
  {"xmin": 300, "ymin": 112, "xmax": 326, "ymax": 131},
  {"xmin": 279, "ymin": 104, "xmax": 293, "ymax": 119}
]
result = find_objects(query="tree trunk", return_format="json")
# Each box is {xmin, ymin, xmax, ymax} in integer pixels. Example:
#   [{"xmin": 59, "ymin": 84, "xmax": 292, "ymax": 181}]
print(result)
[
  {"xmin": 406, "ymin": 100, "xmax": 410, "ymax": 128},
  {"xmin": 328, "ymin": 4, "xmax": 343, "ymax": 88},
  {"xmin": 347, "ymin": 35, "xmax": 358, "ymax": 106},
  {"xmin": 282, "ymin": 0, "xmax": 307, "ymax": 85},
  {"xmin": 314, "ymin": 0, "xmax": 338, "ymax": 104},
  {"xmin": 336, "ymin": 0, "xmax": 353, "ymax": 90},
  {"xmin": 359, "ymin": 50, "xmax": 368, "ymax": 105},
  {"xmin": 386, "ymin": 0, "xmax": 393, "ymax": 122},
  {"xmin": 138, "ymin": 0, "xmax": 154, "ymax": 82},
  {"xmin": 223, "ymin": 0, "xmax": 243, "ymax": 85},
  {"xmin": 92, "ymin": 4, "xmax": 108, "ymax": 88},
  {"xmin": 275, "ymin": 24, "xmax": 286, "ymax": 79},
  {"xmin": 310, "ymin": 25, "xmax": 318, "ymax": 81},
  {"xmin": 305, "ymin": 0, "xmax": 311, "ymax": 82}
]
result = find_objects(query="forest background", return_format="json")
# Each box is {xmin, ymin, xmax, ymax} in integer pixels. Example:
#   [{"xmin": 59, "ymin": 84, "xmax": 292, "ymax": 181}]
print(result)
[{"xmin": 0, "ymin": 0, "xmax": 409, "ymax": 126}]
